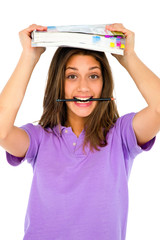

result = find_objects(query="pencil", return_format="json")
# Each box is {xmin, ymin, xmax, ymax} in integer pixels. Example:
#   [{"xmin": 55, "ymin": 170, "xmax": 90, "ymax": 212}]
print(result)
[{"xmin": 56, "ymin": 98, "xmax": 115, "ymax": 102}]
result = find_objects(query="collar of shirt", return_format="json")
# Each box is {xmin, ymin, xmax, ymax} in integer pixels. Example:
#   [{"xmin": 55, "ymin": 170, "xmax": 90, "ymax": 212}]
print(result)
[{"xmin": 52, "ymin": 125, "xmax": 88, "ymax": 157}]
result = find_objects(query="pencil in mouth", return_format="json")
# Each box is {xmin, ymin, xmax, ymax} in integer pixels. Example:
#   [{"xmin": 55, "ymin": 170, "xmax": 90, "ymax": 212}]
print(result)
[{"xmin": 56, "ymin": 97, "xmax": 115, "ymax": 102}]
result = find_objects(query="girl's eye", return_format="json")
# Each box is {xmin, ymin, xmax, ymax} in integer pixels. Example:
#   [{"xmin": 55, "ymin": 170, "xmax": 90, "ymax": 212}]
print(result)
[
  {"xmin": 90, "ymin": 74, "xmax": 99, "ymax": 79},
  {"xmin": 67, "ymin": 75, "xmax": 77, "ymax": 79}
]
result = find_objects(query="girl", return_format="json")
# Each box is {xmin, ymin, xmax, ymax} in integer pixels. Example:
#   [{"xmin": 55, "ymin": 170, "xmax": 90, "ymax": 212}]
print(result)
[{"xmin": 0, "ymin": 23, "xmax": 159, "ymax": 240}]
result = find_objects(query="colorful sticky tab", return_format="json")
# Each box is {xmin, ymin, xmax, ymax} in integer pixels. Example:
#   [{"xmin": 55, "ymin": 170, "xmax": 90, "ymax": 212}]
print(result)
[
  {"xmin": 92, "ymin": 36, "xmax": 101, "ymax": 43},
  {"xmin": 116, "ymin": 41, "xmax": 121, "ymax": 47},
  {"xmin": 110, "ymin": 42, "xmax": 115, "ymax": 48},
  {"xmin": 47, "ymin": 26, "xmax": 56, "ymax": 30},
  {"xmin": 120, "ymin": 44, "xmax": 125, "ymax": 49}
]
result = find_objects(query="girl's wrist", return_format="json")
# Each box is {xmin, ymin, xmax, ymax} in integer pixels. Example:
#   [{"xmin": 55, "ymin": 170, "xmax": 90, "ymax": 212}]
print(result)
[
  {"xmin": 117, "ymin": 51, "xmax": 137, "ymax": 69},
  {"xmin": 21, "ymin": 50, "xmax": 41, "ymax": 66}
]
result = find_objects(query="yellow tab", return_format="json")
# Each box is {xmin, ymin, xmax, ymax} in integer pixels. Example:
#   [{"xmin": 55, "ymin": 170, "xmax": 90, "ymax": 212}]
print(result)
[
  {"xmin": 110, "ymin": 42, "xmax": 115, "ymax": 48},
  {"xmin": 120, "ymin": 44, "xmax": 125, "ymax": 49}
]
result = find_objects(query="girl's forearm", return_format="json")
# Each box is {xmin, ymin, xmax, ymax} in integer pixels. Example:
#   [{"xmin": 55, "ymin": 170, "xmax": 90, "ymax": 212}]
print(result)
[
  {"xmin": 123, "ymin": 52, "xmax": 160, "ymax": 110},
  {"xmin": 0, "ymin": 52, "xmax": 38, "ymax": 138},
  {"xmin": 106, "ymin": 23, "xmax": 160, "ymax": 110}
]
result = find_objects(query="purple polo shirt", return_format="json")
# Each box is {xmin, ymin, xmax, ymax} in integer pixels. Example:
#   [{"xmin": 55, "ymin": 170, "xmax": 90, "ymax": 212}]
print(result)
[{"xmin": 6, "ymin": 112, "xmax": 155, "ymax": 240}]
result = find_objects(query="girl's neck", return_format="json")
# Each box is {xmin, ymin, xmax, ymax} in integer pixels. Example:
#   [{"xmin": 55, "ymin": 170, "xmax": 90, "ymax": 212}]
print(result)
[{"xmin": 65, "ymin": 118, "xmax": 85, "ymax": 137}]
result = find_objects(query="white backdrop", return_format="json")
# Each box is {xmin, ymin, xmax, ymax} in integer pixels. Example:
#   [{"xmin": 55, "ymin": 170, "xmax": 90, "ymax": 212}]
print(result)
[{"xmin": 0, "ymin": 0, "xmax": 160, "ymax": 239}]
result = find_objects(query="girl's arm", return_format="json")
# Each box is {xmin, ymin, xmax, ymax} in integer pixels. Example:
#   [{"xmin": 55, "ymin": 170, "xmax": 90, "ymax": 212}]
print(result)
[
  {"xmin": 0, "ymin": 24, "xmax": 47, "ymax": 157},
  {"xmin": 106, "ymin": 23, "xmax": 160, "ymax": 146}
]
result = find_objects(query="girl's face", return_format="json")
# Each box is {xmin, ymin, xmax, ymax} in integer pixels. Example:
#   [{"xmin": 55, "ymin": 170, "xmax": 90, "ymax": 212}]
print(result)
[{"xmin": 64, "ymin": 54, "xmax": 103, "ymax": 122}]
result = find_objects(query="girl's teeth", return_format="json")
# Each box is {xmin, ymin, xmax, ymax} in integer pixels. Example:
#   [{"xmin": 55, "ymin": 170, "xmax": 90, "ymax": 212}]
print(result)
[
  {"xmin": 77, "ymin": 100, "xmax": 89, "ymax": 103},
  {"xmin": 75, "ymin": 97, "xmax": 91, "ymax": 102},
  {"xmin": 77, "ymin": 98, "xmax": 90, "ymax": 100}
]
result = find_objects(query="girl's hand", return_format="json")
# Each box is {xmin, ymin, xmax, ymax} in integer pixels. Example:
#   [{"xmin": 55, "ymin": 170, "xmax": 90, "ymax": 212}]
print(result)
[
  {"xmin": 105, "ymin": 23, "xmax": 136, "ymax": 67},
  {"xmin": 19, "ymin": 24, "xmax": 47, "ymax": 62}
]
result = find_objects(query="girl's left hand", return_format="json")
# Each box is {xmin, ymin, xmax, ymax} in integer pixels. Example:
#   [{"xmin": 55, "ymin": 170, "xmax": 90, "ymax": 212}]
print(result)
[{"xmin": 105, "ymin": 23, "xmax": 136, "ymax": 67}]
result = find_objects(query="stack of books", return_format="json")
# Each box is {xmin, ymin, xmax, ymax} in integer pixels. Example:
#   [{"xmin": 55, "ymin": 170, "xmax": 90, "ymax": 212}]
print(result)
[{"xmin": 31, "ymin": 24, "xmax": 125, "ymax": 55}]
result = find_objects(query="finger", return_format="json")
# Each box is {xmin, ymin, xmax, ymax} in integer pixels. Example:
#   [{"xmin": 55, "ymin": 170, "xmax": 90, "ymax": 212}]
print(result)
[
  {"xmin": 19, "ymin": 24, "xmax": 47, "ymax": 39},
  {"xmin": 106, "ymin": 23, "xmax": 124, "ymax": 29},
  {"xmin": 20, "ymin": 24, "xmax": 47, "ymax": 36},
  {"xmin": 106, "ymin": 23, "xmax": 128, "ymax": 34},
  {"xmin": 106, "ymin": 23, "xmax": 125, "ymax": 31},
  {"xmin": 27, "ymin": 24, "xmax": 47, "ymax": 32},
  {"xmin": 105, "ymin": 23, "xmax": 131, "ymax": 36}
]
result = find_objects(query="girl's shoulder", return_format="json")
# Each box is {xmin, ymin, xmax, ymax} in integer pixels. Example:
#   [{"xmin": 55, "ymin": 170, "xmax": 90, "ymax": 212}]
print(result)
[
  {"xmin": 107, "ymin": 112, "xmax": 136, "ymax": 138},
  {"xmin": 21, "ymin": 123, "xmax": 60, "ymax": 140},
  {"xmin": 114, "ymin": 112, "xmax": 136, "ymax": 129}
]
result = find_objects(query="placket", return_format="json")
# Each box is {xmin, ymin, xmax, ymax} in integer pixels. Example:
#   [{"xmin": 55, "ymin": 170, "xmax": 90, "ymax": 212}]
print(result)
[{"xmin": 63, "ymin": 128, "xmax": 87, "ymax": 157}]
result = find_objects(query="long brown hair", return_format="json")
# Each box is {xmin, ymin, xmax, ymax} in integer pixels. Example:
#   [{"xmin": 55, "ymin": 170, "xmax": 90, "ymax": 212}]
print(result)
[{"xmin": 39, "ymin": 47, "xmax": 119, "ymax": 151}]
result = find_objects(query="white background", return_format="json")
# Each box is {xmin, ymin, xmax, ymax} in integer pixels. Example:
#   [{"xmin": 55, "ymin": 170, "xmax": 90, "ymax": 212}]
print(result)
[{"xmin": 0, "ymin": 0, "xmax": 160, "ymax": 239}]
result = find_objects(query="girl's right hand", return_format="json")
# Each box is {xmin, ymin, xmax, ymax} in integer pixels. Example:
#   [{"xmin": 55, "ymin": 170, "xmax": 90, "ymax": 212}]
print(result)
[{"xmin": 19, "ymin": 24, "xmax": 47, "ymax": 62}]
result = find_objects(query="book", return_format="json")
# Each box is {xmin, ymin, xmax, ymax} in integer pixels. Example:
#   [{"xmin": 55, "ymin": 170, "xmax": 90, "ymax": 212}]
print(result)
[{"xmin": 31, "ymin": 24, "xmax": 125, "ymax": 55}]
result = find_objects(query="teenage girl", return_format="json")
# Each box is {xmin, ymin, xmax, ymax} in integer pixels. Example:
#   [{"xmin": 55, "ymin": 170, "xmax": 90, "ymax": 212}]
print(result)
[{"xmin": 0, "ymin": 23, "xmax": 159, "ymax": 240}]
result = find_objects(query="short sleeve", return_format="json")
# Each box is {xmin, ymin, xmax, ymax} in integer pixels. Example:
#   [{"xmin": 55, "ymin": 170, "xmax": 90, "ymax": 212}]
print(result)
[
  {"xmin": 6, "ymin": 123, "xmax": 43, "ymax": 167},
  {"xmin": 115, "ymin": 112, "xmax": 156, "ymax": 176}
]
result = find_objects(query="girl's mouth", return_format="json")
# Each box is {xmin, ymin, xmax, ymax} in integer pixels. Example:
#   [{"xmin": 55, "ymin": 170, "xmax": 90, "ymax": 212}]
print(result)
[{"xmin": 73, "ymin": 96, "xmax": 93, "ymax": 103}]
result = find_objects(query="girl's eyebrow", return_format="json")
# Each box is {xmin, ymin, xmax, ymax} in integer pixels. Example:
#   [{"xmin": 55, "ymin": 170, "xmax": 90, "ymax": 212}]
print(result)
[
  {"xmin": 65, "ymin": 66, "xmax": 101, "ymax": 71},
  {"xmin": 65, "ymin": 67, "xmax": 78, "ymax": 71},
  {"xmin": 89, "ymin": 66, "xmax": 101, "ymax": 70}
]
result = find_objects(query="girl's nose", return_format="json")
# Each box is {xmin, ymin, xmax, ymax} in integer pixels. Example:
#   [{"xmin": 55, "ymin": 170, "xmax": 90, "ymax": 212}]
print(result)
[{"xmin": 77, "ymin": 78, "xmax": 89, "ymax": 92}]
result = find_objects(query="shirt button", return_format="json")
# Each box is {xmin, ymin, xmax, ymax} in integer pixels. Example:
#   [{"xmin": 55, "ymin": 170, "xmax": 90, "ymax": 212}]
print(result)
[
  {"xmin": 65, "ymin": 130, "xmax": 68, "ymax": 133},
  {"xmin": 73, "ymin": 142, "xmax": 76, "ymax": 146}
]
